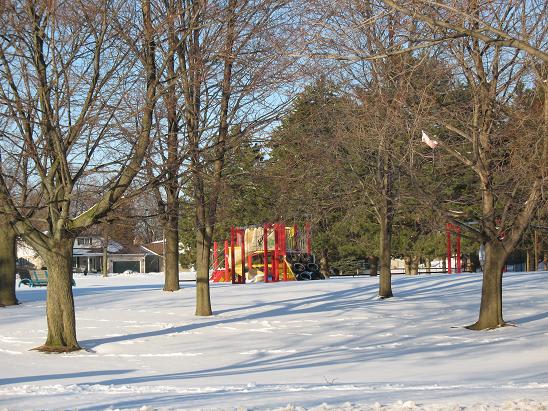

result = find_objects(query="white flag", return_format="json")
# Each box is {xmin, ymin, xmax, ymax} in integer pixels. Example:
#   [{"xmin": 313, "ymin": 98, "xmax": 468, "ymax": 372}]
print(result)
[{"xmin": 421, "ymin": 130, "xmax": 439, "ymax": 149}]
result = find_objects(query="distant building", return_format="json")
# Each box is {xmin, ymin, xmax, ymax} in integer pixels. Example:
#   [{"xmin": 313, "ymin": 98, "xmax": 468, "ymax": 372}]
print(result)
[
  {"xmin": 16, "ymin": 241, "xmax": 44, "ymax": 270},
  {"xmin": 17, "ymin": 236, "xmax": 165, "ymax": 274}
]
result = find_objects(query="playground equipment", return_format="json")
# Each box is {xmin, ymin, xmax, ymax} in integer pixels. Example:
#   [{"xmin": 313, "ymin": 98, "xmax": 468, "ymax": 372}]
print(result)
[{"xmin": 210, "ymin": 223, "xmax": 322, "ymax": 283}]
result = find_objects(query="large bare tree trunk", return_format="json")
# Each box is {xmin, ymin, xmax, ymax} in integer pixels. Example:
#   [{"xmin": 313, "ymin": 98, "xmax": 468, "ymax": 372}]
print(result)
[
  {"xmin": 377, "ymin": 131, "xmax": 394, "ymax": 298},
  {"xmin": 406, "ymin": 255, "xmax": 419, "ymax": 275},
  {"xmin": 162, "ymin": 0, "xmax": 180, "ymax": 292},
  {"xmin": 404, "ymin": 256, "xmax": 411, "ymax": 275},
  {"xmin": 319, "ymin": 247, "xmax": 330, "ymax": 279},
  {"xmin": 467, "ymin": 242, "xmax": 507, "ymax": 329},
  {"xmin": 0, "ymin": 0, "xmax": 160, "ymax": 353},
  {"xmin": 378, "ymin": 207, "xmax": 393, "ymax": 298},
  {"xmin": 37, "ymin": 238, "xmax": 79, "ymax": 352},
  {"xmin": 163, "ymin": 205, "xmax": 180, "ymax": 291},
  {"xmin": 195, "ymin": 228, "xmax": 212, "ymax": 316},
  {"xmin": 0, "ymin": 220, "xmax": 18, "ymax": 307},
  {"xmin": 412, "ymin": 256, "xmax": 419, "ymax": 275},
  {"xmin": 187, "ymin": 0, "xmax": 237, "ymax": 316}
]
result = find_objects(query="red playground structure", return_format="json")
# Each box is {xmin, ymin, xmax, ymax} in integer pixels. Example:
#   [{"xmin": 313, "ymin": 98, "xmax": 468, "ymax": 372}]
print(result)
[{"xmin": 210, "ymin": 223, "xmax": 320, "ymax": 283}]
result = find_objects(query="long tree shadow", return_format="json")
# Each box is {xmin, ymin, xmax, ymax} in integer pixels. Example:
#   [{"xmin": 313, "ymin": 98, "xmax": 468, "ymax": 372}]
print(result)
[
  {"xmin": 394, "ymin": 276, "xmax": 481, "ymax": 300},
  {"xmin": 85, "ymin": 275, "xmax": 548, "ymax": 387},
  {"xmin": 14, "ymin": 283, "xmax": 164, "ymax": 304},
  {"xmin": 80, "ymin": 282, "xmax": 380, "ymax": 349},
  {"xmin": 13, "ymin": 288, "xmax": 47, "ymax": 304},
  {"xmin": 0, "ymin": 369, "xmax": 134, "ymax": 386},
  {"xmin": 512, "ymin": 311, "xmax": 548, "ymax": 324},
  {"xmin": 25, "ymin": 273, "xmax": 543, "ymax": 354},
  {"xmin": 79, "ymin": 274, "xmax": 500, "ymax": 349},
  {"xmin": 73, "ymin": 284, "xmax": 166, "ymax": 296},
  {"xmin": 76, "ymin": 388, "xmax": 338, "ymax": 411},
  {"xmin": 10, "ymin": 273, "xmax": 541, "ymax": 392},
  {"xmin": 94, "ymin": 324, "xmax": 522, "ymax": 386}
]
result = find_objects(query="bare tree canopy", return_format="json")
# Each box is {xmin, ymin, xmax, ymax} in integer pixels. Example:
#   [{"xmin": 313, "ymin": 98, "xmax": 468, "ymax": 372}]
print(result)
[
  {"xmin": 382, "ymin": 0, "xmax": 548, "ymax": 63},
  {"xmin": 0, "ymin": 0, "xmax": 160, "ymax": 351}
]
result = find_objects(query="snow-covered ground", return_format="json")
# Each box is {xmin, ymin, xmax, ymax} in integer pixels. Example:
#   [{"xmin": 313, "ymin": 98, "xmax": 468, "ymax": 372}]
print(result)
[{"xmin": 1, "ymin": 271, "xmax": 547, "ymax": 410}]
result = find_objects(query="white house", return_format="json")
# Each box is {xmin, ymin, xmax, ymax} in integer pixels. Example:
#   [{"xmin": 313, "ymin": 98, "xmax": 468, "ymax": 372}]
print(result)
[{"xmin": 17, "ymin": 236, "xmax": 165, "ymax": 274}]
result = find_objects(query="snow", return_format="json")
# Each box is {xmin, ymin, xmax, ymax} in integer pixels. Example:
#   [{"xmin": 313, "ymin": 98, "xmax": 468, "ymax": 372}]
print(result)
[{"xmin": 1, "ymin": 271, "xmax": 547, "ymax": 410}]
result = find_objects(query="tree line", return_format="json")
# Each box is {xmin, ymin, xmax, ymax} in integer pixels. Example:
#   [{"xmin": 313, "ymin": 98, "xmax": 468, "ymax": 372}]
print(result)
[{"xmin": 0, "ymin": 0, "xmax": 546, "ymax": 352}]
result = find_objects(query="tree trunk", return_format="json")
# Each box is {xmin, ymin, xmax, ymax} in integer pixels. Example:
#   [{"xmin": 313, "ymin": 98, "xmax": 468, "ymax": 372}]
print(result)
[
  {"xmin": 37, "ymin": 238, "xmax": 80, "ymax": 352},
  {"xmin": 163, "ymin": 209, "xmax": 180, "ymax": 291},
  {"xmin": 425, "ymin": 259, "xmax": 431, "ymax": 272},
  {"xmin": 533, "ymin": 230, "xmax": 539, "ymax": 271},
  {"xmin": 102, "ymin": 225, "xmax": 109, "ymax": 277},
  {"xmin": 378, "ymin": 214, "xmax": 393, "ymax": 298},
  {"xmin": 0, "ymin": 220, "xmax": 18, "ymax": 307},
  {"xmin": 410, "ymin": 255, "xmax": 419, "ymax": 275},
  {"xmin": 195, "ymin": 228, "xmax": 212, "ymax": 316},
  {"xmin": 377, "ymin": 137, "xmax": 394, "ymax": 298},
  {"xmin": 404, "ymin": 256, "xmax": 411, "ymax": 275},
  {"xmin": 368, "ymin": 255, "xmax": 378, "ymax": 276},
  {"xmin": 467, "ymin": 242, "xmax": 507, "ymax": 330},
  {"xmin": 319, "ymin": 247, "xmax": 330, "ymax": 279},
  {"xmin": 162, "ymin": 1, "xmax": 180, "ymax": 293}
]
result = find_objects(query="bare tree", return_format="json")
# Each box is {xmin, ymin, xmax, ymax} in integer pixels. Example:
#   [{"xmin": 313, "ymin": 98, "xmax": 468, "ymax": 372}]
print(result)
[
  {"xmin": 381, "ymin": 0, "xmax": 548, "ymax": 63},
  {"xmin": 144, "ymin": 0, "xmax": 190, "ymax": 292},
  {"xmin": 302, "ymin": 0, "xmax": 546, "ymax": 325},
  {"xmin": 302, "ymin": 0, "xmax": 445, "ymax": 298},
  {"xmin": 0, "ymin": 0, "xmax": 160, "ymax": 351},
  {"xmin": 387, "ymin": 0, "xmax": 548, "ymax": 329},
  {"xmin": 168, "ymin": 0, "xmax": 297, "ymax": 315},
  {"xmin": 183, "ymin": 0, "xmax": 239, "ymax": 316}
]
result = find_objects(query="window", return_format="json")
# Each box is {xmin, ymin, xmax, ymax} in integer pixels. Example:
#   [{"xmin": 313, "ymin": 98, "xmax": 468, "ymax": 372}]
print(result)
[{"xmin": 77, "ymin": 237, "xmax": 92, "ymax": 245}]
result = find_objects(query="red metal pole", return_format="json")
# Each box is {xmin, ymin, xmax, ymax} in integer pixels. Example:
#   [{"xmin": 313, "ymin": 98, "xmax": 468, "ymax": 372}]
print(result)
[
  {"xmin": 264, "ymin": 224, "xmax": 269, "ymax": 283},
  {"xmin": 224, "ymin": 240, "xmax": 229, "ymax": 281},
  {"xmin": 293, "ymin": 224, "xmax": 298, "ymax": 251},
  {"xmin": 277, "ymin": 224, "xmax": 282, "ymax": 281},
  {"xmin": 446, "ymin": 223, "xmax": 452, "ymax": 274},
  {"xmin": 272, "ymin": 224, "xmax": 277, "ymax": 282},
  {"xmin": 281, "ymin": 225, "xmax": 287, "ymax": 281},
  {"xmin": 240, "ymin": 229, "xmax": 246, "ymax": 284},
  {"xmin": 213, "ymin": 241, "xmax": 218, "ymax": 273},
  {"xmin": 230, "ymin": 226, "xmax": 236, "ymax": 283},
  {"xmin": 456, "ymin": 226, "xmax": 461, "ymax": 273},
  {"xmin": 274, "ymin": 224, "xmax": 279, "ymax": 282}
]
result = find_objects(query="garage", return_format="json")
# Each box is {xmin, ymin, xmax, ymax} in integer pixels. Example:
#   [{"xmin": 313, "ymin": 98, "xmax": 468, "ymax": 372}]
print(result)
[{"xmin": 112, "ymin": 261, "xmax": 140, "ymax": 273}]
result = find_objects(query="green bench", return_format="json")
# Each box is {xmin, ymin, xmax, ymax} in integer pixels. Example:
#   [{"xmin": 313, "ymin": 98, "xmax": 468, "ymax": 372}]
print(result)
[{"xmin": 18, "ymin": 270, "xmax": 76, "ymax": 287}]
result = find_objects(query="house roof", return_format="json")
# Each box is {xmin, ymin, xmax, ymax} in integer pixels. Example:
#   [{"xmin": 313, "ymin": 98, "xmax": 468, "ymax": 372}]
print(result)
[
  {"xmin": 20, "ymin": 237, "xmax": 162, "ymax": 259},
  {"xmin": 141, "ymin": 241, "xmax": 164, "ymax": 256},
  {"xmin": 126, "ymin": 243, "xmax": 150, "ymax": 254},
  {"xmin": 73, "ymin": 242, "xmax": 154, "ymax": 257}
]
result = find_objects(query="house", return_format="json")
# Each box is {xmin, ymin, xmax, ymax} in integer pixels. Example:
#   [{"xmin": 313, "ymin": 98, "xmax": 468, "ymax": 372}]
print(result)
[
  {"xmin": 73, "ymin": 236, "xmax": 165, "ymax": 273},
  {"xmin": 17, "ymin": 236, "xmax": 165, "ymax": 274},
  {"xmin": 16, "ymin": 241, "xmax": 45, "ymax": 270}
]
